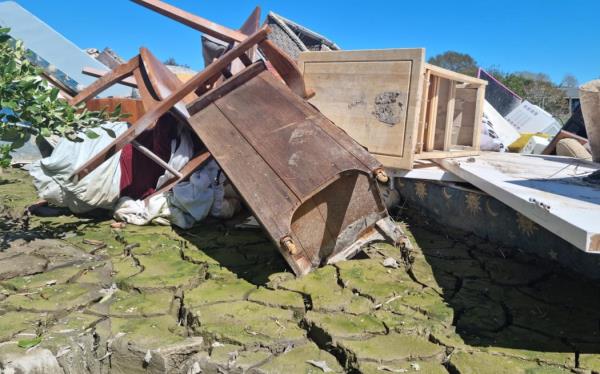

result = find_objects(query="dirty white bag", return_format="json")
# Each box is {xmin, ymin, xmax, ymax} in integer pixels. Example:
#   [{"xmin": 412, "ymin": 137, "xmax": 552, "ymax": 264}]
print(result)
[
  {"xmin": 156, "ymin": 127, "xmax": 194, "ymax": 190},
  {"xmin": 29, "ymin": 122, "xmax": 128, "ymax": 213}
]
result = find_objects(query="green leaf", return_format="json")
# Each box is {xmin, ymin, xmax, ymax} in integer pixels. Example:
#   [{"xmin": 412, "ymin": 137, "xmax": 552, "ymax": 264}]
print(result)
[
  {"xmin": 85, "ymin": 130, "xmax": 100, "ymax": 139},
  {"xmin": 18, "ymin": 337, "xmax": 41, "ymax": 349},
  {"xmin": 49, "ymin": 87, "xmax": 59, "ymax": 101},
  {"xmin": 101, "ymin": 126, "xmax": 117, "ymax": 138},
  {"xmin": 40, "ymin": 128, "xmax": 51, "ymax": 137},
  {"xmin": 112, "ymin": 103, "xmax": 122, "ymax": 116},
  {"xmin": 0, "ymin": 27, "xmax": 10, "ymax": 34}
]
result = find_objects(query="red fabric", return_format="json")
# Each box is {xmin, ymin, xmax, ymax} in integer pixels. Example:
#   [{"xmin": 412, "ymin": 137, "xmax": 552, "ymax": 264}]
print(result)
[{"xmin": 119, "ymin": 114, "xmax": 178, "ymax": 200}]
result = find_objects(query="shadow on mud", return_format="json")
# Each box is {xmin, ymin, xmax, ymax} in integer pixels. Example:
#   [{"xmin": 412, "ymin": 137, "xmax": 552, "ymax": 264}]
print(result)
[
  {"xmin": 0, "ymin": 209, "xmax": 105, "ymax": 251},
  {"xmin": 175, "ymin": 216, "xmax": 290, "ymax": 286},
  {"xmin": 408, "ymin": 215, "xmax": 600, "ymax": 356}
]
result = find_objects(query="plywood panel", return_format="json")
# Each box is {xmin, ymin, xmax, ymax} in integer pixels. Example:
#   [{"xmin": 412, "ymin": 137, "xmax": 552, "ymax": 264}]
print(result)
[
  {"xmin": 453, "ymin": 87, "xmax": 478, "ymax": 146},
  {"xmin": 439, "ymin": 153, "xmax": 600, "ymax": 253},
  {"xmin": 299, "ymin": 49, "xmax": 425, "ymax": 170}
]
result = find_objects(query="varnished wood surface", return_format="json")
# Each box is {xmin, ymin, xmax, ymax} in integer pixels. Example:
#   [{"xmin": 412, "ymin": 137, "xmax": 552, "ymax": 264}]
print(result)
[
  {"xmin": 187, "ymin": 68, "xmax": 387, "ymax": 275},
  {"xmin": 70, "ymin": 27, "xmax": 270, "ymax": 181},
  {"xmin": 132, "ymin": 0, "xmax": 311, "ymax": 98}
]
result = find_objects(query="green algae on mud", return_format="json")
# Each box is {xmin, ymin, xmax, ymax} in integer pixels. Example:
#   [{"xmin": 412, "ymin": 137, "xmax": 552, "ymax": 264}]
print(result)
[{"xmin": 1, "ymin": 168, "xmax": 600, "ymax": 372}]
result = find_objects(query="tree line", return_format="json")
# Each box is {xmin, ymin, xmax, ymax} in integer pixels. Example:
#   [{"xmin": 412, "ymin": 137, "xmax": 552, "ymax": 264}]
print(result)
[{"xmin": 428, "ymin": 51, "xmax": 578, "ymax": 120}]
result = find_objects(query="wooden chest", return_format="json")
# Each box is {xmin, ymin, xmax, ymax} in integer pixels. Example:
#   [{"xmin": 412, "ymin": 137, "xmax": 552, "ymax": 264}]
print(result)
[{"xmin": 298, "ymin": 49, "xmax": 487, "ymax": 169}]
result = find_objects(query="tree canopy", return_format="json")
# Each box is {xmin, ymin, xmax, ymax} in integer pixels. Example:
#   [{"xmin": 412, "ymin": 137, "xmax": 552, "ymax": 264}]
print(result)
[{"xmin": 428, "ymin": 51, "xmax": 478, "ymax": 77}]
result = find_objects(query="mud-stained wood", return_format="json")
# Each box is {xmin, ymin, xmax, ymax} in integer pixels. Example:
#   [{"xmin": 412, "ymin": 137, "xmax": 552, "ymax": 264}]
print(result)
[
  {"xmin": 187, "ymin": 68, "xmax": 389, "ymax": 275},
  {"xmin": 211, "ymin": 71, "xmax": 366, "ymax": 198}
]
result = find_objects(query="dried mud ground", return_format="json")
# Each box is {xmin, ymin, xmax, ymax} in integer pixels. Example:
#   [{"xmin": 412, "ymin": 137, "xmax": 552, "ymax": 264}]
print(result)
[{"xmin": 0, "ymin": 168, "xmax": 599, "ymax": 374}]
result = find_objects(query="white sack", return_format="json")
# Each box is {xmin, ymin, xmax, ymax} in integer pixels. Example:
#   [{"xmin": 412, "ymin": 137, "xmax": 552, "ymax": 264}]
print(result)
[{"xmin": 29, "ymin": 122, "xmax": 128, "ymax": 213}]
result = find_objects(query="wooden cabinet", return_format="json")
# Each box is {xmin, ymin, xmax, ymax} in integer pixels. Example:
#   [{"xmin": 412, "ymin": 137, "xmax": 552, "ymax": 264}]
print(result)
[{"xmin": 298, "ymin": 49, "xmax": 487, "ymax": 169}]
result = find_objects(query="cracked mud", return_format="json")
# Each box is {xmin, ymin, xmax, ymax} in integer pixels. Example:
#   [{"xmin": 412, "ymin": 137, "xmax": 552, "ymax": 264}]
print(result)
[{"xmin": 1, "ymin": 168, "xmax": 599, "ymax": 373}]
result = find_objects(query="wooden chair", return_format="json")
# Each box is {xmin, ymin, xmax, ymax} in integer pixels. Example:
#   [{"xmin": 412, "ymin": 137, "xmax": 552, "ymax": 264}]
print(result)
[
  {"xmin": 70, "ymin": 27, "xmax": 398, "ymax": 275},
  {"xmin": 186, "ymin": 60, "xmax": 398, "ymax": 275},
  {"xmin": 131, "ymin": 0, "xmax": 314, "ymax": 99},
  {"xmin": 70, "ymin": 47, "xmax": 212, "ymax": 198}
]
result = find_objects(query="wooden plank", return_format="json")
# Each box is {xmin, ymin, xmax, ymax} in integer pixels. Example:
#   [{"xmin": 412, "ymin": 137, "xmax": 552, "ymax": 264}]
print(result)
[
  {"xmin": 187, "ymin": 62, "xmax": 266, "ymax": 115},
  {"xmin": 443, "ymin": 80, "xmax": 456, "ymax": 150},
  {"xmin": 414, "ymin": 149, "xmax": 478, "ymax": 159},
  {"xmin": 147, "ymin": 150, "xmax": 212, "ymax": 200},
  {"xmin": 132, "ymin": 0, "xmax": 311, "ymax": 98},
  {"xmin": 40, "ymin": 71, "xmax": 77, "ymax": 98},
  {"xmin": 132, "ymin": 0, "xmax": 247, "ymax": 43},
  {"xmin": 453, "ymin": 86, "xmax": 477, "ymax": 146},
  {"xmin": 82, "ymin": 67, "xmax": 138, "ymax": 88},
  {"xmin": 433, "ymin": 78, "xmax": 451, "ymax": 150},
  {"xmin": 298, "ymin": 48, "xmax": 425, "ymax": 169},
  {"xmin": 438, "ymin": 152, "xmax": 600, "ymax": 253},
  {"xmin": 415, "ymin": 70, "xmax": 431, "ymax": 154},
  {"xmin": 69, "ymin": 56, "xmax": 140, "ymax": 106},
  {"xmin": 212, "ymin": 71, "xmax": 364, "ymax": 198},
  {"xmin": 425, "ymin": 75, "xmax": 440, "ymax": 151},
  {"xmin": 70, "ymin": 27, "xmax": 270, "ymax": 181},
  {"xmin": 471, "ymin": 84, "xmax": 485, "ymax": 151},
  {"xmin": 425, "ymin": 63, "xmax": 488, "ymax": 85},
  {"xmin": 387, "ymin": 163, "xmax": 465, "ymax": 182}
]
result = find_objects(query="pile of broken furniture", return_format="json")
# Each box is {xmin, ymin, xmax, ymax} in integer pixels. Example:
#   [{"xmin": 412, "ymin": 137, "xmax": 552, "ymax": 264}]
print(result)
[{"xmin": 51, "ymin": 0, "xmax": 600, "ymax": 276}]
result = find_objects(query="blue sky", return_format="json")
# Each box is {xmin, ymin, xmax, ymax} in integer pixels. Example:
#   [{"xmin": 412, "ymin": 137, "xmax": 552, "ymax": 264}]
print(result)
[{"xmin": 9, "ymin": 0, "xmax": 599, "ymax": 84}]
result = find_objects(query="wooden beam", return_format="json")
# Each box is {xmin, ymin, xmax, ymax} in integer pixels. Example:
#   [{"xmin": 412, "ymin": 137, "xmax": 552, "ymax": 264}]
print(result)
[
  {"xmin": 132, "ymin": 0, "xmax": 311, "ymax": 98},
  {"xmin": 70, "ymin": 56, "xmax": 140, "ymax": 106},
  {"xmin": 82, "ymin": 67, "xmax": 139, "ymax": 88},
  {"xmin": 415, "ymin": 70, "xmax": 431, "ymax": 154},
  {"xmin": 471, "ymin": 84, "xmax": 485, "ymax": 151},
  {"xmin": 187, "ymin": 61, "xmax": 266, "ymax": 115},
  {"xmin": 443, "ymin": 80, "xmax": 456, "ymax": 151},
  {"xmin": 131, "ymin": 0, "xmax": 247, "ymax": 43},
  {"xmin": 40, "ymin": 71, "xmax": 76, "ymax": 99},
  {"xmin": 146, "ymin": 150, "xmax": 212, "ymax": 201},
  {"xmin": 70, "ymin": 26, "xmax": 270, "ymax": 182},
  {"xmin": 425, "ymin": 63, "xmax": 488, "ymax": 86},
  {"xmin": 132, "ymin": 140, "xmax": 182, "ymax": 178},
  {"xmin": 425, "ymin": 76, "xmax": 440, "ymax": 152}
]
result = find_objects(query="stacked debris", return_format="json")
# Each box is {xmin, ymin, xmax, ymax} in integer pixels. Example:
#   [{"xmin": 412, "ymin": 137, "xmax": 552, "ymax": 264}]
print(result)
[
  {"xmin": 2, "ymin": 0, "xmax": 597, "ymax": 279},
  {"xmin": 20, "ymin": 0, "xmax": 400, "ymax": 276}
]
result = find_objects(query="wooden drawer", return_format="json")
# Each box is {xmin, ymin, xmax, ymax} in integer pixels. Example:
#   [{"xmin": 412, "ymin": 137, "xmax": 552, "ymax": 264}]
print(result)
[{"xmin": 299, "ymin": 50, "xmax": 487, "ymax": 169}]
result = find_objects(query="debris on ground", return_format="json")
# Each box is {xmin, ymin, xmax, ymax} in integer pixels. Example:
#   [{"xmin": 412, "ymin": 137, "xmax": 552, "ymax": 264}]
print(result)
[{"xmin": 1, "ymin": 0, "xmax": 600, "ymax": 372}]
